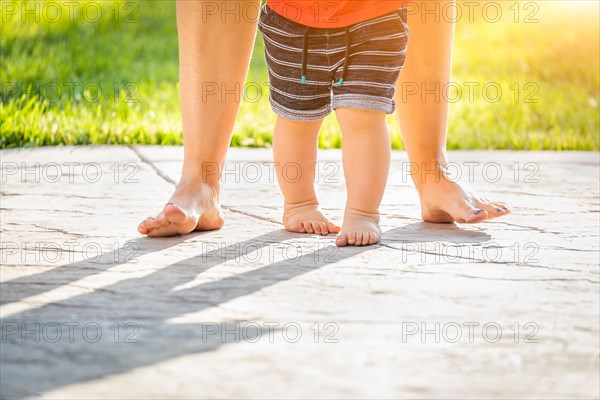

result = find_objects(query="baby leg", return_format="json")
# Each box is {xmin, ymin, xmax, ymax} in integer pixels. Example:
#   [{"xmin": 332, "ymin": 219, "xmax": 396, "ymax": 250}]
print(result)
[
  {"xmin": 335, "ymin": 109, "xmax": 391, "ymax": 247},
  {"xmin": 273, "ymin": 116, "xmax": 341, "ymax": 236}
]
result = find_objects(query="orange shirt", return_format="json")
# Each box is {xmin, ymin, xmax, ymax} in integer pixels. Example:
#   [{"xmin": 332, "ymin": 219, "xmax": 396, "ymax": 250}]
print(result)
[{"xmin": 266, "ymin": 0, "xmax": 409, "ymax": 28}]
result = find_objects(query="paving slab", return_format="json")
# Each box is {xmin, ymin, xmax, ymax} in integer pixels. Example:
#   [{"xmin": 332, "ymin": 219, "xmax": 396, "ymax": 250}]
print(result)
[{"xmin": 0, "ymin": 146, "xmax": 598, "ymax": 399}]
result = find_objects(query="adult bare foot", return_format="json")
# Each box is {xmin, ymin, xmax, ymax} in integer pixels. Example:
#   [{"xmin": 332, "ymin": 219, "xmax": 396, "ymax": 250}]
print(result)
[
  {"xmin": 138, "ymin": 179, "xmax": 224, "ymax": 237},
  {"xmin": 336, "ymin": 209, "xmax": 381, "ymax": 247},
  {"xmin": 283, "ymin": 200, "xmax": 341, "ymax": 236},
  {"xmin": 418, "ymin": 171, "xmax": 510, "ymax": 223}
]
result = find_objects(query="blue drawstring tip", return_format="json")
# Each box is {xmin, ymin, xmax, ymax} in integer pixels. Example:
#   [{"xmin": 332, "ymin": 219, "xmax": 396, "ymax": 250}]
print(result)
[
  {"xmin": 338, "ymin": 78, "xmax": 343, "ymax": 86},
  {"xmin": 301, "ymin": 76, "xmax": 306, "ymax": 84}
]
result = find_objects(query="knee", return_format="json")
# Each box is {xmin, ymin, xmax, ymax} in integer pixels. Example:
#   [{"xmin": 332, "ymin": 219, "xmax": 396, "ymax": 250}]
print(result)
[{"xmin": 335, "ymin": 108, "xmax": 387, "ymax": 131}]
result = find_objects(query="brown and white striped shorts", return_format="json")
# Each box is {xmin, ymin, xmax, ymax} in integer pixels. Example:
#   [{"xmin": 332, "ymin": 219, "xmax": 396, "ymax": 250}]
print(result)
[{"xmin": 258, "ymin": 5, "xmax": 409, "ymax": 121}]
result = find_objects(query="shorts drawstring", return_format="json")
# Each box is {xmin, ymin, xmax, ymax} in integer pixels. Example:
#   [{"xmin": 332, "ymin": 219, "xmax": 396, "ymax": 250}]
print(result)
[
  {"xmin": 301, "ymin": 26, "xmax": 351, "ymax": 86},
  {"xmin": 339, "ymin": 27, "xmax": 350, "ymax": 86},
  {"xmin": 301, "ymin": 26, "xmax": 310, "ymax": 84}
]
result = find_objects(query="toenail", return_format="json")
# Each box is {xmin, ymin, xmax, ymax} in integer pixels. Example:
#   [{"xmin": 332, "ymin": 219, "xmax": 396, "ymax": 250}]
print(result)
[
  {"xmin": 473, "ymin": 209, "xmax": 483, "ymax": 215},
  {"xmin": 496, "ymin": 208, "xmax": 504, "ymax": 213},
  {"xmin": 502, "ymin": 207, "xmax": 509, "ymax": 210}
]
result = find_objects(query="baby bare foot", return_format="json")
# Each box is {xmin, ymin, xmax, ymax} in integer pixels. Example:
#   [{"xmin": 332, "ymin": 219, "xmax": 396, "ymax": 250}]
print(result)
[
  {"xmin": 336, "ymin": 209, "xmax": 382, "ymax": 247},
  {"xmin": 419, "ymin": 176, "xmax": 510, "ymax": 223},
  {"xmin": 283, "ymin": 200, "xmax": 341, "ymax": 236},
  {"xmin": 138, "ymin": 180, "xmax": 224, "ymax": 237}
]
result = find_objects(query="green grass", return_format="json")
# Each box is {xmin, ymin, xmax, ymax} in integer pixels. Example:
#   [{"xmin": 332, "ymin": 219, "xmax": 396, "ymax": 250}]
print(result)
[{"xmin": 1, "ymin": 0, "xmax": 599, "ymax": 149}]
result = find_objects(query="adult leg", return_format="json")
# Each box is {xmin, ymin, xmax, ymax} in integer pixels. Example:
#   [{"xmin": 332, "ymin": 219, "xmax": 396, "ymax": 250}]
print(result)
[
  {"xmin": 395, "ymin": 0, "xmax": 509, "ymax": 223},
  {"xmin": 139, "ymin": 0, "xmax": 260, "ymax": 236}
]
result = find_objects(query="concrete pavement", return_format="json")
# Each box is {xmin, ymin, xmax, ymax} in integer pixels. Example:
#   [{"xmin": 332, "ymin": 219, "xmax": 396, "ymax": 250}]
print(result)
[{"xmin": 1, "ymin": 146, "xmax": 598, "ymax": 399}]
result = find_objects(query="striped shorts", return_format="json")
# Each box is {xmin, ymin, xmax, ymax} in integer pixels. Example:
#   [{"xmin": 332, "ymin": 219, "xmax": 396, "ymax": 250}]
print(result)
[{"xmin": 258, "ymin": 5, "xmax": 409, "ymax": 121}]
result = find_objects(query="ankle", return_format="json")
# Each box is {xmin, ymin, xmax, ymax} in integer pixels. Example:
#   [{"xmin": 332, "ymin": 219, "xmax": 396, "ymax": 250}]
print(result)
[
  {"xmin": 407, "ymin": 159, "xmax": 453, "ymax": 193},
  {"xmin": 177, "ymin": 174, "xmax": 220, "ymax": 192},
  {"xmin": 344, "ymin": 207, "xmax": 380, "ymax": 222},
  {"xmin": 283, "ymin": 198, "xmax": 319, "ymax": 213},
  {"xmin": 180, "ymin": 160, "xmax": 224, "ymax": 187}
]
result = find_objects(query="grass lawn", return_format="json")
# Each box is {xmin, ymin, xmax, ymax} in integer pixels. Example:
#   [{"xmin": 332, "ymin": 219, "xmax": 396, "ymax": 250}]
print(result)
[{"xmin": 1, "ymin": 0, "xmax": 598, "ymax": 149}]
